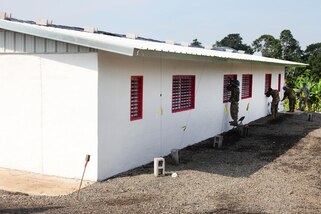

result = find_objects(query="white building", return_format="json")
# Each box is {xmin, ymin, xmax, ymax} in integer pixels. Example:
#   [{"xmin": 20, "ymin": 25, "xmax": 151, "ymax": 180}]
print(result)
[{"xmin": 0, "ymin": 14, "xmax": 306, "ymax": 181}]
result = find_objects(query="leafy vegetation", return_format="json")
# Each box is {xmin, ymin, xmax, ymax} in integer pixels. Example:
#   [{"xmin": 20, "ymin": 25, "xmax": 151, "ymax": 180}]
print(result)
[
  {"xmin": 190, "ymin": 30, "xmax": 320, "ymax": 111},
  {"xmin": 213, "ymin": 34, "xmax": 254, "ymax": 54}
]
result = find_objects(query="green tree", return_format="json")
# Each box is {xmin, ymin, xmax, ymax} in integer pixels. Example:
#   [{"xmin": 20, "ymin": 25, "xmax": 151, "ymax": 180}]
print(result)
[
  {"xmin": 252, "ymin": 34, "xmax": 282, "ymax": 58},
  {"xmin": 303, "ymin": 43, "xmax": 321, "ymax": 82},
  {"xmin": 214, "ymin": 34, "xmax": 253, "ymax": 54},
  {"xmin": 190, "ymin": 39, "xmax": 203, "ymax": 48},
  {"xmin": 280, "ymin": 30, "xmax": 303, "ymax": 62}
]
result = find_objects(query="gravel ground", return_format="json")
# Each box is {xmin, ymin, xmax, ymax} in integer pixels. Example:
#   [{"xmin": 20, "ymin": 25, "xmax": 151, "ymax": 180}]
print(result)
[{"xmin": 1, "ymin": 112, "xmax": 320, "ymax": 214}]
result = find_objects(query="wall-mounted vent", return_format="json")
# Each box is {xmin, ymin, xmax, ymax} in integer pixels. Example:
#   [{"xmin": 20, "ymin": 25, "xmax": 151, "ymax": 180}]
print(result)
[
  {"xmin": 180, "ymin": 42, "xmax": 189, "ymax": 47},
  {"xmin": 165, "ymin": 40, "xmax": 175, "ymax": 45},
  {"xmin": 84, "ymin": 26, "xmax": 98, "ymax": 33},
  {"xmin": 126, "ymin": 33, "xmax": 137, "ymax": 39},
  {"xmin": 0, "ymin": 12, "xmax": 11, "ymax": 20},
  {"xmin": 36, "ymin": 19, "xmax": 53, "ymax": 26}
]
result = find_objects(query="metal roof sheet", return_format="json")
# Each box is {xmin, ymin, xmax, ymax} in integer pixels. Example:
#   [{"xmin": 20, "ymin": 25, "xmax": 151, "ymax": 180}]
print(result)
[{"xmin": 0, "ymin": 18, "xmax": 307, "ymax": 67}]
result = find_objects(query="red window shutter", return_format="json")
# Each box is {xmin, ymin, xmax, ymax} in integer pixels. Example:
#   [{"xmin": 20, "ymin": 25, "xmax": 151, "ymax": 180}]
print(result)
[
  {"xmin": 172, "ymin": 75, "xmax": 195, "ymax": 113},
  {"xmin": 241, "ymin": 74, "xmax": 253, "ymax": 99},
  {"xmin": 223, "ymin": 74, "xmax": 237, "ymax": 103},
  {"xmin": 278, "ymin": 74, "xmax": 281, "ymax": 91},
  {"xmin": 130, "ymin": 76, "xmax": 143, "ymax": 121},
  {"xmin": 264, "ymin": 74, "xmax": 272, "ymax": 93}
]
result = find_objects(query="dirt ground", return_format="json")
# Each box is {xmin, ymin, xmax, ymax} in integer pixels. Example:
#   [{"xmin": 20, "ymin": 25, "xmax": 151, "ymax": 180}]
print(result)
[
  {"xmin": 0, "ymin": 168, "xmax": 92, "ymax": 196},
  {"xmin": 0, "ymin": 111, "xmax": 320, "ymax": 214}
]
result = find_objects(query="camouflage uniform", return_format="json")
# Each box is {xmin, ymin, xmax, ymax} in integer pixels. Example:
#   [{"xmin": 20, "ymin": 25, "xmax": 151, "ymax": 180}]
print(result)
[
  {"xmin": 299, "ymin": 85, "xmax": 310, "ymax": 111},
  {"xmin": 227, "ymin": 84, "xmax": 240, "ymax": 124},
  {"xmin": 266, "ymin": 89, "xmax": 280, "ymax": 119},
  {"xmin": 282, "ymin": 87, "xmax": 296, "ymax": 112}
]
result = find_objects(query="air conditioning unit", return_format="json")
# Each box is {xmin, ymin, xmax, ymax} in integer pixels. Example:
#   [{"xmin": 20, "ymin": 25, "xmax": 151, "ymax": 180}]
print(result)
[
  {"xmin": 165, "ymin": 40, "xmax": 175, "ymax": 45},
  {"xmin": 84, "ymin": 26, "xmax": 98, "ymax": 33},
  {"xmin": 0, "ymin": 12, "xmax": 12, "ymax": 20},
  {"xmin": 126, "ymin": 33, "xmax": 138, "ymax": 39},
  {"xmin": 36, "ymin": 19, "xmax": 53, "ymax": 26},
  {"xmin": 180, "ymin": 42, "xmax": 189, "ymax": 47}
]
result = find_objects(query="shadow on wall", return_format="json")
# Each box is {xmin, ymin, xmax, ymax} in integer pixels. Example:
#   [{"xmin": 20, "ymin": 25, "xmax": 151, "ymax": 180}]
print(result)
[{"xmin": 106, "ymin": 112, "xmax": 321, "ymax": 179}]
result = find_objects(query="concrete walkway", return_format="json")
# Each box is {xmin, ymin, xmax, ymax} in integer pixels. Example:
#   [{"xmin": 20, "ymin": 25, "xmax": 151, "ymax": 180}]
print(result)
[{"xmin": 0, "ymin": 168, "xmax": 93, "ymax": 196}]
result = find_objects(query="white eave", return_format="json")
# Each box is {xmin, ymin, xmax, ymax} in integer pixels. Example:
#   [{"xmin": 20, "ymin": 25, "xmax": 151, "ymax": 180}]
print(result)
[{"xmin": 0, "ymin": 19, "xmax": 307, "ymax": 67}]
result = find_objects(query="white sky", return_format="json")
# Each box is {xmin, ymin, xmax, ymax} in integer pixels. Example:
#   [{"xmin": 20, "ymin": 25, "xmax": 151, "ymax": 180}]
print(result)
[{"xmin": 1, "ymin": 0, "xmax": 320, "ymax": 49}]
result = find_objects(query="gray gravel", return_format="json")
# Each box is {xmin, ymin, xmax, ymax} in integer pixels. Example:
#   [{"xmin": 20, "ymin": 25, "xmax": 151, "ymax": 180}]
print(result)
[{"xmin": 1, "ymin": 112, "xmax": 321, "ymax": 214}]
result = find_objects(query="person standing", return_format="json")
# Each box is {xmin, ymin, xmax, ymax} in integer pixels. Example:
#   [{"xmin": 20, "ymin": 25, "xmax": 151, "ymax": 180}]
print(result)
[
  {"xmin": 299, "ymin": 82, "xmax": 310, "ymax": 111},
  {"xmin": 227, "ymin": 79, "xmax": 240, "ymax": 126},
  {"xmin": 266, "ymin": 88, "xmax": 280, "ymax": 119},
  {"xmin": 281, "ymin": 86, "xmax": 296, "ymax": 112}
]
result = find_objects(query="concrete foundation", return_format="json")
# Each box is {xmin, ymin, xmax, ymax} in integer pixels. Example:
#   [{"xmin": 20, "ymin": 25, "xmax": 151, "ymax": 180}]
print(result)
[
  {"xmin": 170, "ymin": 149, "xmax": 180, "ymax": 165},
  {"xmin": 213, "ymin": 135, "xmax": 223, "ymax": 149},
  {"xmin": 154, "ymin": 157, "xmax": 165, "ymax": 177},
  {"xmin": 240, "ymin": 125, "xmax": 249, "ymax": 137},
  {"xmin": 308, "ymin": 113, "xmax": 313, "ymax": 121}
]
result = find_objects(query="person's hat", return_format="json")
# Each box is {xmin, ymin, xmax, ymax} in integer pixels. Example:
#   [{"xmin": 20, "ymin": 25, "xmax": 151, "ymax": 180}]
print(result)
[
  {"xmin": 233, "ymin": 80, "xmax": 240, "ymax": 87},
  {"xmin": 282, "ymin": 86, "xmax": 286, "ymax": 90}
]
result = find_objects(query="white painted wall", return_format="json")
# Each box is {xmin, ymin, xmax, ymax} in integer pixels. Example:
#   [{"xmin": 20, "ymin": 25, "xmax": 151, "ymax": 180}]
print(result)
[
  {"xmin": 0, "ymin": 53, "xmax": 98, "ymax": 181},
  {"xmin": 0, "ymin": 49, "xmax": 285, "ymax": 181},
  {"xmin": 97, "ymin": 51, "xmax": 285, "ymax": 180}
]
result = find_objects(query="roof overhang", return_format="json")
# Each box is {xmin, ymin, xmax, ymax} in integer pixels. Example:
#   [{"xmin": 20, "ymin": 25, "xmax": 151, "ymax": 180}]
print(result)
[
  {"xmin": 133, "ymin": 49, "xmax": 308, "ymax": 67},
  {"xmin": 0, "ymin": 18, "xmax": 308, "ymax": 67},
  {"xmin": 0, "ymin": 19, "xmax": 135, "ymax": 56}
]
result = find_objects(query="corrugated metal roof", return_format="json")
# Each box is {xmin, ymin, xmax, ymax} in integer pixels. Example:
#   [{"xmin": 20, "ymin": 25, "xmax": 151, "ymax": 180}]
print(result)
[{"xmin": 0, "ymin": 18, "xmax": 307, "ymax": 67}]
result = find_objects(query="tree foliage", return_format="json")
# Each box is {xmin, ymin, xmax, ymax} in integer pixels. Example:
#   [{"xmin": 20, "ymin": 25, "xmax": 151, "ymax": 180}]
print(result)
[
  {"xmin": 291, "ymin": 71, "xmax": 321, "ymax": 112},
  {"xmin": 214, "ymin": 34, "xmax": 254, "ymax": 54},
  {"xmin": 252, "ymin": 34, "xmax": 282, "ymax": 58},
  {"xmin": 303, "ymin": 42, "xmax": 321, "ymax": 82},
  {"xmin": 279, "ymin": 30, "xmax": 303, "ymax": 62},
  {"xmin": 215, "ymin": 30, "xmax": 320, "ymax": 111},
  {"xmin": 190, "ymin": 39, "xmax": 204, "ymax": 48}
]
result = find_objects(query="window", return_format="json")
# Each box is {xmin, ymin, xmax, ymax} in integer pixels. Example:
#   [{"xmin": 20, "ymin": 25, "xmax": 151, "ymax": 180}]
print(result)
[
  {"xmin": 172, "ymin": 75, "xmax": 195, "ymax": 113},
  {"xmin": 242, "ymin": 74, "xmax": 253, "ymax": 99},
  {"xmin": 264, "ymin": 74, "xmax": 272, "ymax": 93},
  {"xmin": 130, "ymin": 76, "xmax": 143, "ymax": 121},
  {"xmin": 278, "ymin": 74, "xmax": 281, "ymax": 91},
  {"xmin": 223, "ymin": 74, "xmax": 237, "ymax": 103}
]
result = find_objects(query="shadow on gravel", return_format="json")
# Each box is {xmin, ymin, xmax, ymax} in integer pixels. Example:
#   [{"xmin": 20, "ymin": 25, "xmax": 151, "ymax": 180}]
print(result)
[
  {"xmin": 114, "ymin": 112, "xmax": 321, "ymax": 179},
  {"xmin": 0, "ymin": 206, "xmax": 63, "ymax": 213}
]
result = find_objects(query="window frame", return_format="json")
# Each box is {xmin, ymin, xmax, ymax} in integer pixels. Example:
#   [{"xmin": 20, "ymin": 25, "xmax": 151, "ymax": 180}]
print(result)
[
  {"xmin": 278, "ymin": 73, "xmax": 281, "ymax": 91},
  {"xmin": 172, "ymin": 75, "xmax": 195, "ymax": 113},
  {"xmin": 241, "ymin": 74, "xmax": 253, "ymax": 99},
  {"xmin": 130, "ymin": 76, "xmax": 143, "ymax": 121},
  {"xmin": 223, "ymin": 74, "xmax": 237, "ymax": 103},
  {"xmin": 264, "ymin": 74, "xmax": 272, "ymax": 93}
]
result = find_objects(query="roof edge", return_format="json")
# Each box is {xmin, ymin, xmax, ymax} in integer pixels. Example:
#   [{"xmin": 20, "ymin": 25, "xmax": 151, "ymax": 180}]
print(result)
[{"xmin": 0, "ymin": 19, "xmax": 135, "ymax": 56}]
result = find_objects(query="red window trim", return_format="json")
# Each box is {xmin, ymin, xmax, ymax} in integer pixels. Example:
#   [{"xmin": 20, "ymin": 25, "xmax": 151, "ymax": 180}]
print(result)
[
  {"xmin": 264, "ymin": 74, "xmax": 272, "ymax": 94},
  {"xmin": 241, "ymin": 74, "xmax": 253, "ymax": 99},
  {"xmin": 278, "ymin": 74, "xmax": 281, "ymax": 91},
  {"xmin": 172, "ymin": 75, "xmax": 195, "ymax": 113},
  {"xmin": 223, "ymin": 74, "xmax": 237, "ymax": 103},
  {"xmin": 130, "ymin": 76, "xmax": 143, "ymax": 121}
]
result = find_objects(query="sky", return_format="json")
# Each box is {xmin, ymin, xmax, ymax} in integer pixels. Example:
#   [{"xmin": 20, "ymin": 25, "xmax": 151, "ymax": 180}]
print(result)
[{"xmin": 1, "ymin": 0, "xmax": 320, "ymax": 49}]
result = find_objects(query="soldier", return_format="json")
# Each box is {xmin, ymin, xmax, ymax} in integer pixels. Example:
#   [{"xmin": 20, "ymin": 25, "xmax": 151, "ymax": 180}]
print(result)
[
  {"xmin": 281, "ymin": 86, "xmax": 296, "ymax": 112},
  {"xmin": 299, "ymin": 82, "xmax": 310, "ymax": 111},
  {"xmin": 265, "ymin": 88, "xmax": 280, "ymax": 119},
  {"xmin": 227, "ymin": 79, "xmax": 240, "ymax": 126}
]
